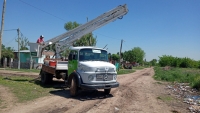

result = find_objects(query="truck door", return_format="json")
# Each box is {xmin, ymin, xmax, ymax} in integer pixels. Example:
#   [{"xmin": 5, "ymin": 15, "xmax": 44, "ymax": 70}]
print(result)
[{"xmin": 68, "ymin": 50, "xmax": 78, "ymax": 76}]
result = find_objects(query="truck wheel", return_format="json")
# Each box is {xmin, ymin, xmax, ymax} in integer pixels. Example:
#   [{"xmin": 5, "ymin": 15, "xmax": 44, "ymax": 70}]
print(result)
[
  {"xmin": 70, "ymin": 77, "xmax": 78, "ymax": 96},
  {"xmin": 104, "ymin": 88, "xmax": 111, "ymax": 95},
  {"xmin": 41, "ymin": 71, "xmax": 53, "ymax": 84},
  {"xmin": 47, "ymin": 74, "xmax": 53, "ymax": 83}
]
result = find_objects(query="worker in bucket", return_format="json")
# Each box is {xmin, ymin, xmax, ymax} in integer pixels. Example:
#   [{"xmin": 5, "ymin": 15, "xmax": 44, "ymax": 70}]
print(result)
[{"xmin": 37, "ymin": 35, "xmax": 45, "ymax": 45}]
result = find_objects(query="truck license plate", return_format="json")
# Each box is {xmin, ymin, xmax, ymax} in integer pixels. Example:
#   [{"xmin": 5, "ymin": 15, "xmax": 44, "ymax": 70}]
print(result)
[{"xmin": 96, "ymin": 75, "xmax": 103, "ymax": 79}]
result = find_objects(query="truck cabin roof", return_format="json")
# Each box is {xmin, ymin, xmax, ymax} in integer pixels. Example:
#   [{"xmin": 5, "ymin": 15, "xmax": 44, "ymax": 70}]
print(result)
[{"xmin": 70, "ymin": 46, "xmax": 106, "ymax": 51}]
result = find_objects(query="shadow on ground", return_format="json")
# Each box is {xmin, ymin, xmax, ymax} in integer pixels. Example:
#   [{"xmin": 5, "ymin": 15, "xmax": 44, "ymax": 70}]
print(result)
[
  {"xmin": 29, "ymin": 77, "xmax": 114, "ymax": 101},
  {"xmin": 50, "ymin": 89, "xmax": 113, "ymax": 101}
]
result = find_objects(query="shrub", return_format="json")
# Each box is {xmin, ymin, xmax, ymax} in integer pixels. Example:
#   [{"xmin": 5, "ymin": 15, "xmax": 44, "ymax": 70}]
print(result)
[
  {"xmin": 158, "ymin": 55, "xmax": 199, "ymax": 68},
  {"xmin": 154, "ymin": 67, "xmax": 200, "ymax": 89},
  {"xmin": 191, "ymin": 75, "xmax": 200, "ymax": 90}
]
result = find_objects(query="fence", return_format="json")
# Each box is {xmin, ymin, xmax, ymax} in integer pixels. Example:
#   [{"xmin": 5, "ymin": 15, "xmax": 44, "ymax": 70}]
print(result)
[{"xmin": 12, "ymin": 61, "xmax": 35, "ymax": 69}]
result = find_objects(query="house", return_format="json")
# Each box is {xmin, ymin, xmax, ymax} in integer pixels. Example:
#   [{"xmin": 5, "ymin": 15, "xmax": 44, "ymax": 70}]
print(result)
[{"xmin": 13, "ymin": 50, "xmax": 54, "ymax": 69}]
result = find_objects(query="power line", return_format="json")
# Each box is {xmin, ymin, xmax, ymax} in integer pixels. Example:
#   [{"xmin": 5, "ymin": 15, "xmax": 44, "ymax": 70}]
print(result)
[
  {"xmin": 123, "ymin": 41, "xmax": 135, "ymax": 52},
  {"xmin": 20, "ymin": 31, "xmax": 25, "ymax": 38},
  {"xmin": 6, "ymin": 35, "xmax": 17, "ymax": 45},
  {"xmin": 4, "ymin": 29, "xmax": 17, "ymax": 31},
  {"xmin": 94, "ymin": 32, "xmax": 121, "ymax": 40},
  {"xmin": 18, "ymin": 0, "xmax": 66, "ymax": 22}
]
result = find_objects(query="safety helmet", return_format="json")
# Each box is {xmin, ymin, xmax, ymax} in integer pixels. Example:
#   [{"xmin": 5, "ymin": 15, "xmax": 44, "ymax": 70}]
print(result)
[{"xmin": 40, "ymin": 35, "xmax": 44, "ymax": 38}]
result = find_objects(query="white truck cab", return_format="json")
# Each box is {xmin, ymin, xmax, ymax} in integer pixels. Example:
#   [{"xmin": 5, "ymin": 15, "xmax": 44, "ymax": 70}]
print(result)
[{"xmin": 67, "ymin": 47, "xmax": 119, "ymax": 95}]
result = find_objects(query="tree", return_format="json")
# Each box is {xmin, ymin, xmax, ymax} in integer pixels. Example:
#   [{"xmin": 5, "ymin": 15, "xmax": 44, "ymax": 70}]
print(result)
[
  {"xmin": 132, "ymin": 47, "xmax": 145, "ymax": 64},
  {"xmin": 60, "ymin": 49, "xmax": 70, "ymax": 59},
  {"xmin": 158, "ymin": 55, "xmax": 198, "ymax": 68},
  {"xmin": 123, "ymin": 50, "xmax": 133, "ymax": 62},
  {"xmin": 45, "ymin": 43, "xmax": 56, "ymax": 52},
  {"xmin": 1, "ymin": 44, "xmax": 14, "ymax": 58},
  {"xmin": 15, "ymin": 37, "xmax": 29, "ymax": 50},
  {"xmin": 150, "ymin": 59, "xmax": 157, "ymax": 66},
  {"xmin": 111, "ymin": 54, "xmax": 120, "ymax": 61},
  {"xmin": 64, "ymin": 21, "xmax": 80, "ymax": 30},
  {"xmin": 64, "ymin": 21, "xmax": 97, "ymax": 46},
  {"xmin": 123, "ymin": 47, "xmax": 145, "ymax": 64}
]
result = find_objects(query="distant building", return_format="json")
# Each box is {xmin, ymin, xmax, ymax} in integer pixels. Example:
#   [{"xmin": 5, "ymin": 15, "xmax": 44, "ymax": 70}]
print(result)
[{"xmin": 13, "ymin": 50, "xmax": 55, "ymax": 69}]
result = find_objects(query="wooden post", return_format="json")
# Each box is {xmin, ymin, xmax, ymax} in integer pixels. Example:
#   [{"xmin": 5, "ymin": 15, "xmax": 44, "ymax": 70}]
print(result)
[
  {"xmin": 0, "ymin": 0, "xmax": 6, "ymax": 60},
  {"xmin": 17, "ymin": 28, "xmax": 20, "ymax": 69},
  {"xmin": 119, "ymin": 39, "xmax": 123, "ymax": 71}
]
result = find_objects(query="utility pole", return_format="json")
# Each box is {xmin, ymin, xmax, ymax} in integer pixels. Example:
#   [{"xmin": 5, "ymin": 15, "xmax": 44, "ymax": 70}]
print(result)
[
  {"xmin": 0, "ymin": 0, "xmax": 6, "ymax": 60},
  {"xmin": 119, "ymin": 39, "xmax": 123, "ymax": 71},
  {"xmin": 17, "ymin": 28, "xmax": 20, "ymax": 69}
]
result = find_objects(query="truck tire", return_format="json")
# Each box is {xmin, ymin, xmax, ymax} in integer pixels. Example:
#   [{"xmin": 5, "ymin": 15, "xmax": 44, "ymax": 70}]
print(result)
[
  {"xmin": 41, "ymin": 71, "xmax": 53, "ymax": 84},
  {"xmin": 47, "ymin": 73, "xmax": 53, "ymax": 83},
  {"xmin": 70, "ymin": 77, "xmax": 78, "ymax": 96},
  {"xmin": 104, "ymin": 88, "xmax": 111, "ymax": 95}
]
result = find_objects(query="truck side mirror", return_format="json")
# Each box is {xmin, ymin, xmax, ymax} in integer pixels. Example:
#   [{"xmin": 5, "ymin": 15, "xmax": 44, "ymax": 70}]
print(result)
[{"xmin": 68, "ymin": 54, "xmax": 72, "ymax": 60}]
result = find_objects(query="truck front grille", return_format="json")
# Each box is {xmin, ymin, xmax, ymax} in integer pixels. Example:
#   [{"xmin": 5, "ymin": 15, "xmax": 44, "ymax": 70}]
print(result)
[{"xmin": 96, "ymin": 74, "xmax": 113, "ymax": 81}]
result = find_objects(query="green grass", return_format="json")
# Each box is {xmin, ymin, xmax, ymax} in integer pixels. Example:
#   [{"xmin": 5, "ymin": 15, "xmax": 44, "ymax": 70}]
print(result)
[
  {"xmin": 154, "ymin": 81, "xmax": 163, "ymax": 84},
  {"xmin": 0, "ymin": 98, "xmax": 2, "ymax": 106},
  {"xmin": 132, "ymin": 66, "xmax": 145, "ymax": 70},
  {"xmin": 117, "ymin": 69, "xmax": 135, "ymax": 75},
  {"xmin": 117, "ymin": 66, "xmax": 147, "ymax": 75},
  {"xmin": 0, "ymin": 76, "xmax": 54, "ymax": 103},
  {"xmin": 157, "ymin": 95, "xmax": 173, "ymax": 102},
  {"xmin": 3, "ymin": 68, "xmax": 40, "ymax": 73},
  {"xmin": 0, "ymin": 99, "xmax": 6, "ymax": 109},
  {"xmin": 154, "ymin": 67, "xmax": 200, "ymax": 89}
]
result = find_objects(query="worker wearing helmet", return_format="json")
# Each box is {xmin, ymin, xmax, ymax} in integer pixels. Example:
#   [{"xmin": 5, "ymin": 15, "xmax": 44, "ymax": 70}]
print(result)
[{"xmin": 37, "ymin": 35, "xmax": 45, "ymax": 45}]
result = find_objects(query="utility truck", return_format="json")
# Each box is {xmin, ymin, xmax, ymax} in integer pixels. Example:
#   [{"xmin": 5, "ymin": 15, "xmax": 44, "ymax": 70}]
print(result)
[{"xmin": 28, "ymin": 4, "xmax": 128, "ymax": 96}]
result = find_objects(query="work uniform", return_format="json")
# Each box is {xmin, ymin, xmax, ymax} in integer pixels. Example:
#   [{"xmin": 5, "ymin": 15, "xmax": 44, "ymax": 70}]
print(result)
[{"xmin": 37, "ymin": 37, "xmax": 44, "ymax": 44}]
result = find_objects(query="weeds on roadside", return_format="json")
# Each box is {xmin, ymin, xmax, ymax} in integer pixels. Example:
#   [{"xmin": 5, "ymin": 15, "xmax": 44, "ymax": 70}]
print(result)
[
  {"xmin": 4, "ymin": 68, "xmax": 40, "ymax": 73},
  {"xmin": 117, "ymin": 69, "xmax": 135, "ymax": 75},
  {"xmin": 157, "ymin": 95, "xmax": 173, "ymax": 102},
  {"xmin": 153, "ymin": 67, "xmax": 200, "ymax": 89},
  {"xmin": 0, "ymin": 76, "xmax": 54, "ymax": 103}
]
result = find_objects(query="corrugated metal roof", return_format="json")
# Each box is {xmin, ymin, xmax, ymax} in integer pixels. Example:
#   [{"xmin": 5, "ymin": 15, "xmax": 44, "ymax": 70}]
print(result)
[
  {"xmin": 14, "ymin": 50, "xmax": 55, "ymax": 55},
  {"xmin": 14, "ymin": 50, "xmax": 30, "ymax": 52}
]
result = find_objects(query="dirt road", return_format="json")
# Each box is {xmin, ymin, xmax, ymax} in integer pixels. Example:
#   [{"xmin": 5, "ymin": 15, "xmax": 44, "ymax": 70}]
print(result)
[{"xmin": 0, "ymin": 68, "xmax": 188, "ymax": 113}]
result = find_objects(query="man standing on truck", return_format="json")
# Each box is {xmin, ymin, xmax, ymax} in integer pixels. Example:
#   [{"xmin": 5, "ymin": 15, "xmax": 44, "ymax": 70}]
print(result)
[{"xmin": 37, "ymin": 35, "xmax": 45, "ymax": 45}]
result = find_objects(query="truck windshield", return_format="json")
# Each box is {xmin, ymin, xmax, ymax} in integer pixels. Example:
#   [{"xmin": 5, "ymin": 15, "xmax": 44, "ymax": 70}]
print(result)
[{"xmin": 79, "ymin": 49, "xmax": 108, "ymax": 62}]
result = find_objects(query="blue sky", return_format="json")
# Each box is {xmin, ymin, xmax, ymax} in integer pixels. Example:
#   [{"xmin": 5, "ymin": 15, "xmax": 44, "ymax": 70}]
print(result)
[{"xmin": 0, "ymin": 0, "xmax": 199, "ymax": 61}]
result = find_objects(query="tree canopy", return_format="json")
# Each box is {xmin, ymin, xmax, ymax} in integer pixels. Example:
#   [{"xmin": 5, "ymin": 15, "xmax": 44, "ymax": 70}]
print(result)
[
  {"xmin": 123, "ymin": 47, "xmax": 145, "ymax": 64},
  {"xmin": 1, "ymin": 44, "xmax": 14, "ymax": 58},
  {"xmin": 64, "ymin": 21, "xmax": 97, "ymax": 46},
  {"xmin": 16, "ymin": 37, "xmax": 29, "ymax": 50},
  {"xmin": 158, "ymin": 55, "xmax": 199, "ymax": 68},
  {"xmin": 111, "ymin": 54, "xmax": 120, "ymax": 61},
  {"xmin": 150, "ymin": 59, "xmax": 157, "ymax": 66}
]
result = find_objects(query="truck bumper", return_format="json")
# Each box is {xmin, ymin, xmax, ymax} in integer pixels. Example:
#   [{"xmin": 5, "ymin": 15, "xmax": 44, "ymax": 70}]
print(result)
[{"xmin": 80, "ymin": 82, "xmax": 119, "ymax": 90}]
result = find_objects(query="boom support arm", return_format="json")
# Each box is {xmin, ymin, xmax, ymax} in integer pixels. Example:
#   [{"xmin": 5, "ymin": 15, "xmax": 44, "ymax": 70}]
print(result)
[{"xmin": 29, "ymin": 4, "xmax": 128, "ymax": 58}]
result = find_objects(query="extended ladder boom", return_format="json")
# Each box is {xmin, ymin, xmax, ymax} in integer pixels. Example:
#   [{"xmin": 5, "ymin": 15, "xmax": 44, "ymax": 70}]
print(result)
[{"xmin": 29, "ymin": 4, "xmax": 128, "ymax": 58}]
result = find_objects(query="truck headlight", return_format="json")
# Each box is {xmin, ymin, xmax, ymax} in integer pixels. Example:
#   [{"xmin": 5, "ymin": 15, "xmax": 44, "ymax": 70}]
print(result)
[
  {"xmin": 113, "ymin": 74, "xmax": 117, "ymax": 80},
  {"xmin": 88, "ymin": 75, "xmax": 94, "ymax": 81}
]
